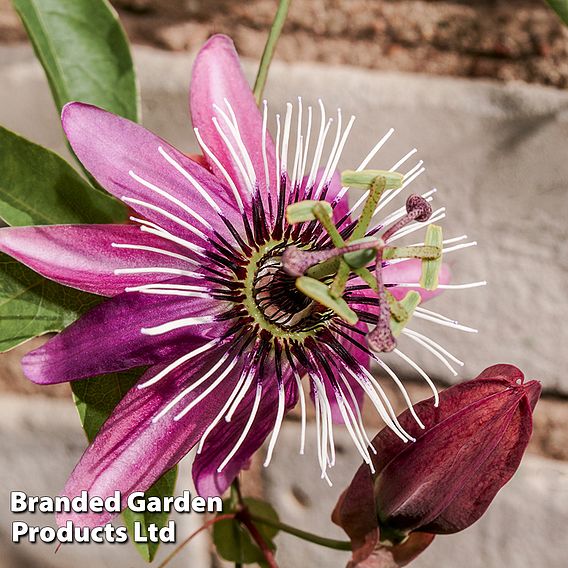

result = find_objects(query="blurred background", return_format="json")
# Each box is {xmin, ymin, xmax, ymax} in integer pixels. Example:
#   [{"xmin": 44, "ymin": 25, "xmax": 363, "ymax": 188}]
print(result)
[{"xmin": 0, "ymin": 1, "xmax": 567, "ymax": 567}]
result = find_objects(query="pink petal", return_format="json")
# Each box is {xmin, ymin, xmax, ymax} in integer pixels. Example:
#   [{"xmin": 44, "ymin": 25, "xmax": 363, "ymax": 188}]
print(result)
[
  {"xmin": 190, "ymin": 35, "xmax": 277, "ymax": 215},
  {"xmin": 62, "ymin": 102, "xmax": 243, "ymax": 247},
  {"xmin": 57, "ymin": 346, "xmax": 246, "ymax": 527},
  {"xmin": 22, "ymin": 284, "xmax": 230, "ymax": 384},
  {"xmin": 0, "ymin": 224, "xmax": 200, "ymax": 296},
  {"xmin": 384, "ymin": 258, "xmax": 451, "ymax": 302}
]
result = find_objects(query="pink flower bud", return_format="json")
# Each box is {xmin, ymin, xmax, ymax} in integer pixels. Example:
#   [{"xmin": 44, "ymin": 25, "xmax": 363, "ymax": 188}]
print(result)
[{"xmin": 333, "ymin": 365, "xmax": 541, "ymax": 567}]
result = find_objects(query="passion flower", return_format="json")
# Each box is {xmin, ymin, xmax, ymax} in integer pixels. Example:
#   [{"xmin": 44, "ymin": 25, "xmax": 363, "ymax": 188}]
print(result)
[{"xmin": 0, "ymin": 35, "xmax": 482, "ymax": 526}]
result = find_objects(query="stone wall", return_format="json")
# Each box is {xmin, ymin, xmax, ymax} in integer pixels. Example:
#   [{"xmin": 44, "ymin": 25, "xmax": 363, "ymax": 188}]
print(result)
[{"xmin": 1, "ymin": 1, "xmax": 568, "ymax": 86}]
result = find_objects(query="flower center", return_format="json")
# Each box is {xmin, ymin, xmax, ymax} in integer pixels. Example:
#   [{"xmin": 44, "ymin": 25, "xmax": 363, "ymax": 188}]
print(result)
[{"xmin": 243, "ymin": 241, "xmax": 331, "ymax": 340}]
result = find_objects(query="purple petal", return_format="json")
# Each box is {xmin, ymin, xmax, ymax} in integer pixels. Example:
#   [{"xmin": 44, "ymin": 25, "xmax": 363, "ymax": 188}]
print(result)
[
  {"xmin": 57, "ymin": 346, "xmax": 246, "ymax": 527},
  {"xmin": 0, "ymin": 224, "xmax": 202, "ymax": 296},
  {"xmin": 192, "ymin": 365, "xmax": 297, "ymax": 497},
  {"xmin": 62, "ymin": 102, "xmax": 243, "ymax": 247},
  {"xmin": 22, "ymin": 284, "xmax": 230, "ymax": 384},
  {"xmin": 190, "ymin": 35, "xmax": 277, "ymax": 215}
]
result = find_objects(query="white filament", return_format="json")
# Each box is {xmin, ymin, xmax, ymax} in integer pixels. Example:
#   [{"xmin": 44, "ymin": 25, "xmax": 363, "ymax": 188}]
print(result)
[
  {"xmin": 126, "ymin": 283, "xmax": 210, "ymax": 293},
  {"xmin": 443, "ymin": 241, "xmax": 478, "ymax": 254},
  {"xmin": 141, "ymin": 315, "xmax": 216, "ymax": 336},
  {"xmin": 194, "ymin": 127, "xmax": 245, "ymax": 214},
  {"xmin": 402, "ymin": 330, "xmax": 459, "ymax": 376},
  {"xmin": 371, "ymin": 355, "xmax": 425, "ymax": 429},
  {"xmin": 138, "ymin": 338, "xmax": 220, "ymax": 389},
  {"xmin": 395, "ymin": 281, "xmax": 486, "ymax": 290},
  {"xmin": 281, "ymin": 102, "xmax": 293, "ymax": 175},
  {"xmin": 111, "ymin": 242, "xmax": 197, "ymax": 266},
  {"xmin": 292, "ymin": 365, "xmax": 307, "ymax": 455},
  {"xmin": 128, "ymin": 170, "xmax": 212, "ymax": 231},
  {"xmin": 263, "ymin": 380, "xmax": 286, "ymax": 467},
  {"xmin": 314, "ymin": 108, "xmax": 342, "ymax": 198},
  {"xmin": 158, "ymin": 146, "xmax": 222, "ymax": 215},
  {"xmin": 306, "ymin": 100, "xmax": 331, "ymax": 189},
  {"xmin": 317, "ymin": 112, "xmax": 356, "ymax": 198},
  {"xmin": 261, "ymin": 100, "xmax": 271, "ymax": 200},
  {"xmin": 216, "ymin": 100, "xmax": 257, "ymax": 187},
  {"xmin": 358, "ymin": 363, "xmax": 415, "ymax": 441},
  {"xmin": 404, "ymin": 327, "xmax": 464, "ymax": 366},
  {"xmin": 122, "ymin": 196, "xmax": 209, "ymax": 245},
  {"xmin": 197, "ymin": 363, "xmax": 253, "ymax": 454},
  {"xmin": 217, "ymin": 382, "xmax": 263, "ymax": 473},
  {"xmin": 290, "ymin": 97, "xmax": 303, "ymax": 190},
  {"xmin": 172, "ymin": 356, "xmax": 239, "ymax": 422},
  {"xmin": 337, "ymin": 371, "xmax": 376, "ymax": 453},
  {"xmin": 114, "ymin": 267, "xmax": 201, "ymax": 279},
  {"xmin": 299, "ymin": 105, "xmax": 313, "ymax": 185},
  {"xmin": 414, "ymin": 308, "xmax": 479, "ymax": 333},
  {"xmin": 138, "ymin": 225, "xmax": 209, "ymax": 258},
  {"xmin": 393, "ymin": 348, "xmax": 439, "ymax": 406},
  {"xmin": 212, "ymin": 116, "xmax": 254, "ymax": 194}
]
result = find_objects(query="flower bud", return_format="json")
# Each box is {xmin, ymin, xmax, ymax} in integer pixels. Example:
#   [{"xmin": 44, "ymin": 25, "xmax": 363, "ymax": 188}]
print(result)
[{"xmin": 332, "ymin": 365, "xmax": 541, "ymax": 567}]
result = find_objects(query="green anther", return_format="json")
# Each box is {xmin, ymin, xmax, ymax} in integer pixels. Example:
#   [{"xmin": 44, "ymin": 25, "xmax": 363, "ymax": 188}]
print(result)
[
  {"xmin": 343, "ymin": 238, "xmax": 379, "ymax": 269},
  {"xmin": 286, "ymin": 200, "xmax": 333, "ymax": 224},
  {"xmin": 383, "ymin": 245, "xmax": 441, "ymax": 261},
  {"xmin": 386, "ymin": 290, "xmax": 409, "ymax": 323},
  {"xmin": 341, "ymin": 170, "xmax": 404, "ymax": 191},
  {"xmin": 390, "ymin": 290, "xmax": 421, "ymax": 337},
  {"xmin": 419, "ymin": 224, "xmax": 443, "ymax": 291},
  {"xmin": 296, "ymin": 276, "xmax": 358, "ymax": 325}
]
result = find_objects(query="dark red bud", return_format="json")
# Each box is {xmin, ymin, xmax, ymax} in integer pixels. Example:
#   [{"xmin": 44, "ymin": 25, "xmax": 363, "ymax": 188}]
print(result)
[{"xmin": 333, "ymin": 365, "xmax": 541, "ymax": 566}]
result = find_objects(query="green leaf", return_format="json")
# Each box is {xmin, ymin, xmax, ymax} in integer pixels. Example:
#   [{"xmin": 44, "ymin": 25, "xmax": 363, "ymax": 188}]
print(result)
[
  {"xmin": 72, "ymin": 368, "xmax": 179, "ymax": 563},
  {"xmin": 213, "ymin": 498, "xmax": 279, "ymax": 566},
  {"xmin": 0, "ymin": 126, "xmax": 126, "ymax": 226},
  {"xmin": 71, "ymin": 368, "xmax": 141, "ymax": 440},
  {"xmin": 11, "ymin": 0, "xmax": 139, "ymax": 121},
  {"xmin": 0, "ymin": 252, "xmax": 100, "ymax": 352},
  {"xmin": 546, "ymin": 1, "xmax": 568, "ymax": 25}
]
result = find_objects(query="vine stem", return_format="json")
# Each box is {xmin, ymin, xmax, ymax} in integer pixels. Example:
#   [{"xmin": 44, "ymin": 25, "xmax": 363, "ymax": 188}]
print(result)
[
  {"xmin": 253, "ymin": 0, "xmax": 292, "ymax": 106},
  {"xmin": 239, "ymin": 513, "xmax": 280, "ymax": 568},
  {"xmin": 231, "ymin": 479, "xmax": 279, "ymax": 568},
  {"xmin": 249, "ymin": 513, "xmax": 352, "ymax": 551},
  {"xmin": 156, "ymin": 513, "xmax": 236, "ymax": 568}
]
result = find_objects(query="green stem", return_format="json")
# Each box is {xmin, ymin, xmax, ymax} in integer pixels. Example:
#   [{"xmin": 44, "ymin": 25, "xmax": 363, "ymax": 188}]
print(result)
[
  {"xmin": 249, "ymin": 513, "xmax": 352, "ymax": 551},
  {"xmin": 253, "ymin": 0, "xmax": 293, "ymax": 106}
]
